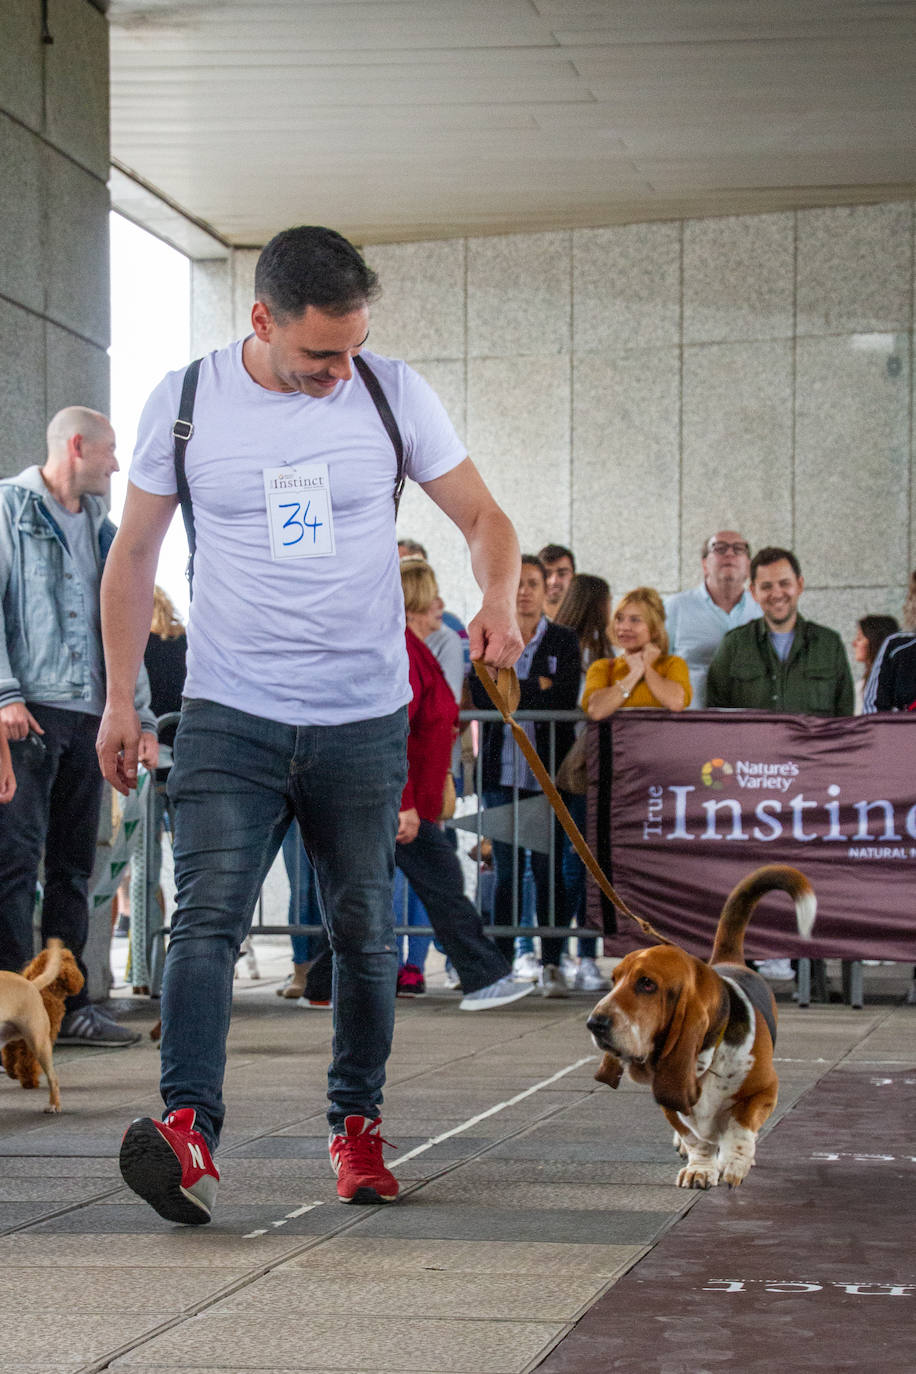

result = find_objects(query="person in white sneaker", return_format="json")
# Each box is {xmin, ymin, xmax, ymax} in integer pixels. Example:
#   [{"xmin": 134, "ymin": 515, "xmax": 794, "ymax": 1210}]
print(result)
[
  {"xmin": 470, "ymin": 556, "xmax": 582, "ymax": 999},
  {"xmin": 396, "ymin": 558, "xmax": 533, "ymax": 1014}
]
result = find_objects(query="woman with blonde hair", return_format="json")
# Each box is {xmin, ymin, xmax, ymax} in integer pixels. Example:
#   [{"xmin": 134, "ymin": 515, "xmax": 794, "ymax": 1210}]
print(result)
[{"xmin": 582, "ymin": 586, "xmax": 691, "ymax": 717}]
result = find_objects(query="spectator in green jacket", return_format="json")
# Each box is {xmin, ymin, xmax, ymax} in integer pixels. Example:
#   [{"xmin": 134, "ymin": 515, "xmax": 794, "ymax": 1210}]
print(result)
[
  {"xmin": 707, "ymin": 546, "xmax": 854, "ymax": 990},
  {"xmin": 706, "ymin": 547, "xmax": 854, "ymax": 717}
]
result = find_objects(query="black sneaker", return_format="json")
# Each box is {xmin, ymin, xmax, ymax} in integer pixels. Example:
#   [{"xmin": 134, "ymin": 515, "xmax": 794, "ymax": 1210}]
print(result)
[{"xmin": 57, "ymin": 1005, "xmax": 141, "ymax": 1046}]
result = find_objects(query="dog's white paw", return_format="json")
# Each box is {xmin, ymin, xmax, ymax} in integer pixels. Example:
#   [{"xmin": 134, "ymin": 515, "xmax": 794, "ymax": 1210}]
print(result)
[
  {"xmin": 672, "ymin": 1129, "xmax": 688, "ymax": 1158},
  {"xmin": 676, "ymin": 1162, "xmax": 719, "ymax": 1189},
  {"xmin": 719, "ymin": 1155, "xmax": 752, "ymax": 1188},
  {"xmin": 43, "ymin": 1104, "xmax": 61, "ymax": 1114}
]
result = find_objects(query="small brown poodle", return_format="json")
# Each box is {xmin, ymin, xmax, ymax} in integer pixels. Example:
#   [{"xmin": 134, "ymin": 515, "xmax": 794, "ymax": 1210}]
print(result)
[{"xmin": 0, "ymin": 940, "xmax": 84, "ymax": 1112}]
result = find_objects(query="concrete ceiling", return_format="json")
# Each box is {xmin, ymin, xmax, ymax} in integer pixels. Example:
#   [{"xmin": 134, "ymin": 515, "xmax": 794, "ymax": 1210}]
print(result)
[{"xmin": 107, "ymin": 0, "xmax": 916, "ymax": 255}]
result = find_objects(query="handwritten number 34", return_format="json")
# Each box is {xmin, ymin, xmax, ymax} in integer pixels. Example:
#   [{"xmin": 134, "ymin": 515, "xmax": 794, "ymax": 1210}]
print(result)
[{"xmin": 279, "ymin": 499, "xmax": 323, "ymax": 545}]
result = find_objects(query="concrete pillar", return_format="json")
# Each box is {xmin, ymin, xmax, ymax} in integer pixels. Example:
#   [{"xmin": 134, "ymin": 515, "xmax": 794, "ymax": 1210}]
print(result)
[
  {"xmin": 1, "ymin": 2, "xmax": 112, "ymax": 996},
  {"xmin": 0, "ymin": 0, "xmax": 111, "ymax": 473}
]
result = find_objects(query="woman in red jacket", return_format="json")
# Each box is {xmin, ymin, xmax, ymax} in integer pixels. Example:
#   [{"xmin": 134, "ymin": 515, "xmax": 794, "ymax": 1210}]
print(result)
[{"xmin": 396, "ymin": 559, "xmax": 533, "ymax": 1011}]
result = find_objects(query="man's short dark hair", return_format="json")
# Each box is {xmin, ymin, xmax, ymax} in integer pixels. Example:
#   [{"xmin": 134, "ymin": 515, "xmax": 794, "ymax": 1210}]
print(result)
[
  {"xmin": 537, "ymin": 543, "xmax": 575, "ymax": 569},
  {"xmin": 751, "ymin": 546, "xmax": 801, "ymax": 581},
  {"xmin": 254, "ymin": 226, "xmax": 380, "ymax": 321},
  {"xmin": 521, "ymin": 554, "xmax": 547, "ymax": 581}
]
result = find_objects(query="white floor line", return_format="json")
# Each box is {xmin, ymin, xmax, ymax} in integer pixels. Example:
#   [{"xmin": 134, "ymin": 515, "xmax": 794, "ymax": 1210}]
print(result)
[
  {"xmin": 390, "ymin": 1055, "xmax": 597, "ymax": 1169},
  {"xmin": 243, "ymin": 1200, "xmax": 325, "ymax": 1238}
]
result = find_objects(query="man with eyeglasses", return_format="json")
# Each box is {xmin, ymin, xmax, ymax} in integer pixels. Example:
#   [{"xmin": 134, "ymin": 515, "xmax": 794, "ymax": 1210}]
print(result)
[{"xmin": 664, "ymin": 529, "xmax": 762, "ymax": 707}]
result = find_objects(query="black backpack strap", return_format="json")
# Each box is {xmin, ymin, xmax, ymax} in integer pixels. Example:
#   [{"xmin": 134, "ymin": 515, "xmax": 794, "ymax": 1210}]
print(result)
[
  {"xmin": 172, "ymin": 357, "xmax": 202, "ymax": 596},
  {"xmin": 353, "ymin": 354, "xmax": 406, "ymax": 515}
]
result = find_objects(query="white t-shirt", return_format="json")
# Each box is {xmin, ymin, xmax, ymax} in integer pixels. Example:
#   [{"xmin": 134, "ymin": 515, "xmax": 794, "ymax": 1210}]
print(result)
[{"xmin": 129, "ymin": 342, "xmax": 466, "ymax": 724}]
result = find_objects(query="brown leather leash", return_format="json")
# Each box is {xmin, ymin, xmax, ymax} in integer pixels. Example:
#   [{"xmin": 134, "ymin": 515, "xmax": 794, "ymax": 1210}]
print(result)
[{"xmin": 472, "ymin": 661, "xmax": 670, "ymax": 946}]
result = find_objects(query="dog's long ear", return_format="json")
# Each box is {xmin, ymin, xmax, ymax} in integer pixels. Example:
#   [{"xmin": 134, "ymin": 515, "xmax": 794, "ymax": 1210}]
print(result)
[
  {"xmin": 594, "ymin": 1052, "xmax": 624, "ymax": 1089},
  {"xmin": 649, "ymin": 967, "xmax": 710, "ymax": 1115}
]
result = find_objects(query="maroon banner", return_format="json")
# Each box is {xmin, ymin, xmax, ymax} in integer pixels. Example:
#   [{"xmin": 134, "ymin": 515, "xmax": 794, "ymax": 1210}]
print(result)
[{"xmin": 589, "ymin": 711, "xmax": 916, "ymax": 960}]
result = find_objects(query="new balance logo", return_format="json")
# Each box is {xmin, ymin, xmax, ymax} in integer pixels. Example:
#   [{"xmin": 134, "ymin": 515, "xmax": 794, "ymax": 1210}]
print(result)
[{"xmin": 187, "ymin": 1141, "xmax": 206, "ymax": 1170}]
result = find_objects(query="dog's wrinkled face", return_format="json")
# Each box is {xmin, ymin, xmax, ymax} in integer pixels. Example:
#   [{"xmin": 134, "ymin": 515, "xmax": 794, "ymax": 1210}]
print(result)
[{"xmin": 586, "ymin": 945, "xmax": 697, "ymax": 1064}]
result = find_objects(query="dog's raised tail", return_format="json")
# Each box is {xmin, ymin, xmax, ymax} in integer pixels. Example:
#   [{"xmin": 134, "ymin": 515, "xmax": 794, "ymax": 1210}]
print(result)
[
  {"xmin": 710, "ymin": 865, "xmax": 816, "ymax": 965},
  {"xmin": 31, "ymin": 938, "xmax": 64, "ymax": 991}
]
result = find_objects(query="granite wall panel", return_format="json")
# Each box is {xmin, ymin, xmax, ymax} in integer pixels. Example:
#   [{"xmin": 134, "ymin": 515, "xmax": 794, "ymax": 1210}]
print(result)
[
  {"xmin": 681, "ymin": 340, "xmax": 794, "ymax": 586},
  {"xmin": 467, "ymin": 354, "xmax": 570, "ymax": 553},
  {"xmin": 683, "ymin": 212, "xmax": 794, "ymax": 344},
  {"xmin": 366, "ymin": 239, "xmax": 466, "ymax": 361},
  {"xmin": 796, "ymin": 203, "xmax": 913, "ymax": 337},
  {"xmin": 0, "ymin": 114, "xmax": 44, "ymax": 315},
  {"xmin": 573, "ymin": 222, "xmax": 680, "ymax": 354},
  {"xmin": 44, "ymin": 147, "xmax": 110, "ymax": 347},
  {"xmin": 468, "ymin": 231, "xmax": 571, "ymax": 358},
  {"xmin": 572, "ymin": 349, "xmax": 680, "ymax": 597},
  {"xmin": 45, "ymin": 322, "xmax": 109, "ymax": 419},
  {"xmin": 45, "ymin": 0, "xmax": 109, "ymax": 180},
  {"xmin": 795, "ymin": 334, "xmax": 910, "ymax": 588},
  {"xmin": 0, "ymin": 298, "xmax": 46, "ymax": 473}
]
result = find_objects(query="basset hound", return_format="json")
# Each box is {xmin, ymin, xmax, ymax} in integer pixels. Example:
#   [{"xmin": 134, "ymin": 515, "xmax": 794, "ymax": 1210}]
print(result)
[{"xmin": 586, "ymin": 864, "xmax": 815, "ymax": 1190}]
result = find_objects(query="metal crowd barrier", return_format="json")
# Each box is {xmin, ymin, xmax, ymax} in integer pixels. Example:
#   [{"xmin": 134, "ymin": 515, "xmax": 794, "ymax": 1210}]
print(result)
[{"xmin": 121, "ymin": 708, "xmax": 876, "ymax": 1004}]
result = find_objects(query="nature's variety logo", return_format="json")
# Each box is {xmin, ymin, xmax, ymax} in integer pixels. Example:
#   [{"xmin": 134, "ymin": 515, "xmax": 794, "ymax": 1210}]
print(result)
[{"xmin": 700, "ymin": 758, "xmax": 733, "ymax": 790}]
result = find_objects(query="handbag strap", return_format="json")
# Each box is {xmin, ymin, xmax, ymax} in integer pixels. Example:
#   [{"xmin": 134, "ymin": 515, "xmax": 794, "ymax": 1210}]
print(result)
[{"xmin": 472, "ymin": 661, "xmax": 669, "ymax": 946}]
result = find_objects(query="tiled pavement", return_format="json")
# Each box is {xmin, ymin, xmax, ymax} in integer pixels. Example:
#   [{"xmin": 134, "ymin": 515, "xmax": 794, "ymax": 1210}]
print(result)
[{"xmin": 1, "ymin": 940, "xmax": 913, "ymax": 1374}]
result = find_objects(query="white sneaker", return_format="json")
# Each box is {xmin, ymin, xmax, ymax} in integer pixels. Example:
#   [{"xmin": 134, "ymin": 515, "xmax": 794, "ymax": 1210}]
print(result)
[
  {"xmin": 539, "ymin": 964, "xmax": 570, "ymax": 999},
  {"xmin": 460, "ymin": 976, "xmax": 536, "ymax": 1011},
  {"xmin": 560, "ymin": 952, "xmax": 578, "ymax": 980},
  {"xmin": 443, "ymin": 959, "xmax": 461, "ymax": 990},
  {"xmin": 573, "ymin": 957, "xmax": 610, "ymax": 992},
  {"xmin": 513, "ymin": 951, "xmax": 541, "ymax": 982},
  {"xmin": 757, "ymin": 958, "xmax": 794, "ymax": 980}
]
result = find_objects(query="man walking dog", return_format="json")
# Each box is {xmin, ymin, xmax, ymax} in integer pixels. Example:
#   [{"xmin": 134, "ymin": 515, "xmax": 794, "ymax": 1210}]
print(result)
[{"xmin": 96, "ymin": 226, "xmax": 523, "ymax": 1223}]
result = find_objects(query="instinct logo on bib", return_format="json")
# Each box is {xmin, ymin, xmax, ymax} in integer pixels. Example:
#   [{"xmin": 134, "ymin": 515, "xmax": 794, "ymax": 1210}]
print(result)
[{"xmin": 263, "ymin": 463, "xmax": 336, "ymax": 560}]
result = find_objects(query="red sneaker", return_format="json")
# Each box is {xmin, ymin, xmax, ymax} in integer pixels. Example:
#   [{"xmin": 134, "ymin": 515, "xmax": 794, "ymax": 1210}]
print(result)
[
  {"xmin": 396, "ymin": 962, "xmax": 426, "ymax": 997},
  {"xmin": 329, "ymin": 1115, "xmax": 399, "ymax": 1204},
  {"xmin": 119, "ymin": 1108, "xmax": 219, "ymax": 1225}
]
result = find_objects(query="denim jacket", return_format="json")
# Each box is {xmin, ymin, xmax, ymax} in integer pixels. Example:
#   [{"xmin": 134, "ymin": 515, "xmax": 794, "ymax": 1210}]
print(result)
[{"xmin": 0, "ymin": 466, "xmax": 155, "ymax": 730}]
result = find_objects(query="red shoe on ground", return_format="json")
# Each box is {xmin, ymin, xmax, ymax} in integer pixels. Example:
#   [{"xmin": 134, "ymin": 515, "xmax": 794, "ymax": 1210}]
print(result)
[
  {"xmin": 329, "ymin": 1115, "xmax": 399, "ymax": 1204},
  {"xmin": 119, "ymin": 1108, "xmax": 219, "ymax": 1225},
  {"xmin": 396, "ymin": 962, "xmax": 426, "ymax": 997}
]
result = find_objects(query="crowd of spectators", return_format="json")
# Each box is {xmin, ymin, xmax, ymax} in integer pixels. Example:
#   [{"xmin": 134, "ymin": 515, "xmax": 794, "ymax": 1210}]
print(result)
[
  {"xmin": 3, "ymin": 450, "xmax": 913, "ymax": 1020},
  {"xmin": 348, "ymin": 531, "xmax": 913, "ymax": 1005}
]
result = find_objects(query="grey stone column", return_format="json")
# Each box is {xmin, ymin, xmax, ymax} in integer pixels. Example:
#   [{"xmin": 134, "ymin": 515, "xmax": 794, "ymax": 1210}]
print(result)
[{"xmin": 0, "ymin": 0, "xmax": 111, "ymax": 471}]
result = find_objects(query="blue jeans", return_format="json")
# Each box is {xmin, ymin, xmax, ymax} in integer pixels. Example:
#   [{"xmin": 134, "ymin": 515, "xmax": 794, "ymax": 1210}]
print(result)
[
  {"xmin": 0, "ymin": 705, "xmax": 101, "ymax": 1012},
  {"xmin": 393, "ymin": 868, "xmax": 432, "ymax": 970},
  {"xmin": 161, "ymin": 698, "xmax": 407, "ymax": 1148},
  {"xmin": 281, "ymin": 821, "xmax": 325, "ymax": 964}
]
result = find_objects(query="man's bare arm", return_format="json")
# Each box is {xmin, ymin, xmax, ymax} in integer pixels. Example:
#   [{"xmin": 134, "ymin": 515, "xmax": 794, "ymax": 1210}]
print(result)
[
  {"xmin": 420, "ymin": 457, "xmax": 523, "ymax": 668},
  {"xmin": 97, "ymin": 483, "xmax": 178, "ymax": 793}
]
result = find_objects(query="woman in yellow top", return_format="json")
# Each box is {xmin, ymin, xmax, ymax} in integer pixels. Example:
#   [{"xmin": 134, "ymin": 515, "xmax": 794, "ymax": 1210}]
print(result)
[{"xmin": 582, "ymin": 586, "xmax": 691, "ymax": 717}]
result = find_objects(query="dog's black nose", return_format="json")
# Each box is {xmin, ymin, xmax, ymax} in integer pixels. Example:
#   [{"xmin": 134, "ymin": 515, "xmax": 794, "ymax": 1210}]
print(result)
[{"xmin": 586, "ymin": 1013, "xmax": 610, "ymax": 1035}]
